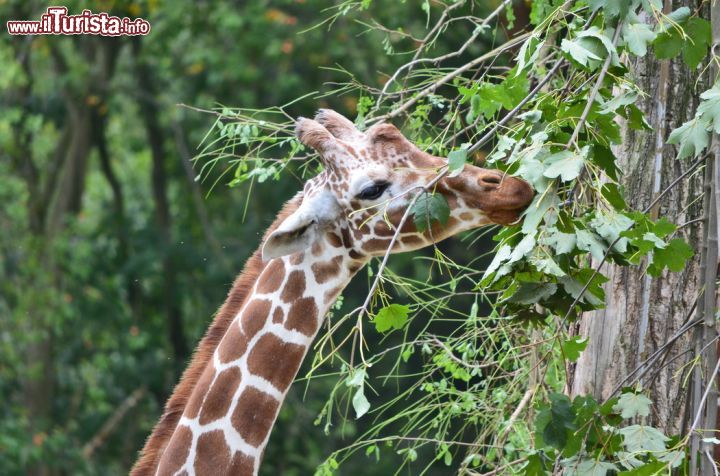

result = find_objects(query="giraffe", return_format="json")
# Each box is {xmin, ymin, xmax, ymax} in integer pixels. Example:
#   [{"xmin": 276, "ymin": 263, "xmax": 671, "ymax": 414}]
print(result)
[{"xmin": 131, "ymin": 109, "xmax": 533, "ymax": 476}]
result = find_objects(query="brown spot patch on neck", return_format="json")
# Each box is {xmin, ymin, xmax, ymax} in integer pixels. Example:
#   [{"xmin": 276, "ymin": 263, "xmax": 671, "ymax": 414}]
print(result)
[
  {"xmin": 311, "ymin": 240, "xmax": 325, "ymax": 256},
  {"xmin": 311, "ymin": 255, "xmax": 343, "ymax": 284},
  {"xmin": 194, "ymin": 430, "xmax": 232, "ymax": 476},
  {"xmin": 231, "ymin": 387, "xmax": 280, "ymax": 447},
  {"xmin": 364, "ymin": 238, "xmax": 393, "ymax": 253},
  {"xmin": 184, "ymin": 367, "xmax": 215, "ymax": 419},
  {"xmin": 256, "ymin": 260, "xmax": 285, "ymax": 294},
  {"xmin": 280, "ymin": 270, "xmax": 306, "ymax": 302},
  {"xmin": 285, "ymin": 297, "xmax": 319, "ymax": 336},
  {"xmin": 198, "ymin": 367, "xmax": 242, "ymax": 425},
  {"xmin": 272, "ymin": 307, "xmax": 285, "ymax": 324},
  {"xmin": 240, "ymin": 299, "xmax": 272, "ymax": 339},
  {"xmin": 246, "ymin": 334, "xmax": 306, "ymax": 391},
  {"xmin": 327, "ymin": 231, "xmax": 343, "ymax": 248},
  {"xmin": 289, "ymin": 252, "xmax": 304, "ymax": 265},
  {"xmin": 228, "ymin": 451, "xmax": 255, "ymax": 476},
  {"xmin": 217, "ymin": 323, "xmax": 248, "ymax": 364},
  {"xmin": 155, "ymin": 425, "xmax": 192, "ymax": 476}
]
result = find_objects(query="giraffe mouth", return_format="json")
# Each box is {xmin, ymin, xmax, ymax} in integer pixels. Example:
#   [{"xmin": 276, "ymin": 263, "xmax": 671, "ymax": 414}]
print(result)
[{"xmin": 486, "ymin": 208, "xmax": 527, "ymax": 225}]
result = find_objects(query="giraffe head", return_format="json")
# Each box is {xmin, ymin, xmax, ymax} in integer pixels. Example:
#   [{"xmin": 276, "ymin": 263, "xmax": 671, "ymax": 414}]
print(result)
[{"xmin": 262, "ymin": 109, "xmax": 533, "ymax": 261}]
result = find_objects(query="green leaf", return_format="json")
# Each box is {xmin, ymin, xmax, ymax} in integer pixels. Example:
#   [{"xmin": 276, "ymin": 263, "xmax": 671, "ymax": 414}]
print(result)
[
  {"xmin": 666, "ymin": 6, "xmax": 691, "ymax": 23},
  {"xmin": 523, "ymin": 453, "xmax": 548, "ymax": 475},
  {"xmin": 530, "ymin": 0, "xmax": 565, "ymax": 25},
  {"xmin": 590, "ymin": 211, "xmax": 633, "ymax": 253},
  {"xmin": 698, "ymin": 82, "xmax": 720, "ymax": 133},
  {"xmin": 619, "ymin": 425, "xmax": 668, "ymax": 453},
  {"xmin": 640, "ymin": 0, "xmax": 662, "ymax": 13},
  {"xmin": 667, "ymin": 116, "xmax": 710, "ymax": 159},
  {"xmin": 509, "ymin": 234, "xmax": 537, "ymax": 264},
  {"xmin": 576, "ymin": 229, "xmax": 608, "ymax": 261},
  {"xmin": 682, "ymin": 17, "xmax": 711, "ymax": 69},
  {"xmin": 411, "ymin": 192, "xmax": 450, "ymax": 232},
  {"xmin": 590, "ymin": 145, "xmax": 620, "ymax": 181},
  {"xmin": 600, "ymin": 90, "xmax": 639, "ymax": 114},
  {"xmin": 374, "ymin": 304, "xmax": 411, "ymax": 333},
  {"xmin": 522, "ymin": 187, "xmax": 558, "ymax": 234},
  {"xmin": 544, "ymin": 228, "xmax": 577, "ymax": 254},
  {"xmin": 653, "ymin": 217, "xmax": 677, "ymax": 238},
  {"xmin": 470, "ymin": 94, "xmax": 482, "ymax": 119},
  {"xmin": 648, "ymin": 238, "xmax": 693, "ymax": 276},
  {"xmin": 345, "ymin": 367, "xmax": 366, "ymax": 387},
  {"xmin": 560, "ymin": 268, "xmax": 608, "ymax": 307},
  {"xmin": 618, "ymin": 460, "xmax": 668, "ymax": 475},
  {"xmin": 443, "ymin": 450, "xmax": 452, "ymax": 466},
  {"xmin": 541, "ymin": 393, "xmax": 576, "ymax": 450},
  {"xmin": 658, "ymin": 450, "xmax": 685, "ymax": 468},
  {"xmin": 614, "ymin": 392, "xmax": 652, "ymax": 419},
  {"xmin": 653, "ymin": 28, "xmax": 683, "ymax": 59},
  {"xmin": 483, "ymin": 244, "xmax": 512, "ymax": 281},
  {"xmin": 571, "ymin": 460, "xmax": 619, "ymax": 476},
  {"xmin": 474, "ymin": 84, "xmax": 502, "ymax": 119},
  {"xmin": 626, "ymin": 104, "xmax": 653, "ymax": 131},
  {"xmin": 543, "ymin": 150, "xmax": 585, "ymax": 182},
  {"xmin": 488, "ymin": 135, "xmax": 516, "ymax": 163},
  {"xmin": 623, "ymin": 20, "xmax": 656, "ymax": 56},
  {"xmin": 601, "ymin": 183, "xmax": 627, "ymax": 210},
  {"xmin": 561, "ymin": 37, "xmax": 602, "ymax": 67},
  {"xmin": 352, "ymin": 387, "xmax": 371, "ymax": 418},
  {"xmin": 500, "ymin": 73, "xmax": 530, "ymax": 109},
  {"xmin": 561, "ymin": 336, "xmax": 588, "ymax": 362},
  {"xmin": 516, "ymin": 35, "xmax": 543, "ymax": 73},
  {"xmin": 530, "ymin": 255, "xmax": 566, "ymax": 277},
  {"xmin": 577, "ymin": 28, "xmax": 619, "ymax": 65},
  {"xmin": 642, "ymin": 232, "xmax": 666, "ymax": 248},
  {"xmin": 447, "ymin": 149, "xmax": 467, "ymax": 177},
  {"xmin": 587, "ymin": 0, "xmax": 632, "ymax": 18},
  {"xmin": 510, "ymin": 282, "xmax": 558, "ymax": 304}
]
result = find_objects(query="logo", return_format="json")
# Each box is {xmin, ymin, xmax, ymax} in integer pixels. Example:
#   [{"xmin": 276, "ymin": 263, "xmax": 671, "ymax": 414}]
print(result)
[{"xmin": 7, "ymin": 7, "xmax": 151, "ymax": 36}]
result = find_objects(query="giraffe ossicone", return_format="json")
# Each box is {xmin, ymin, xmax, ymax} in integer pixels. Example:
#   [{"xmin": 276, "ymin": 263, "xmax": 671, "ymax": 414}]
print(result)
[{"xmin": 132, "ymin": 109, "xmax": 533, "ymax": 476}]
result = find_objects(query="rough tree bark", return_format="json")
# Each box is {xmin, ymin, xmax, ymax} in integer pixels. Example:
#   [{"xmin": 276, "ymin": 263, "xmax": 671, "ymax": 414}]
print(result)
[{"xmin": 571, "ymin": 0, "xmax": 710, "ymax": 435}]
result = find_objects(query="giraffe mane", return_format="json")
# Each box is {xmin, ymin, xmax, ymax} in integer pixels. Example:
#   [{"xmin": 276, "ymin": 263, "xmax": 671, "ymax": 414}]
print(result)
[{"xmin": 130, "ymin": 194, "xmax": 302, "ymax": 476}]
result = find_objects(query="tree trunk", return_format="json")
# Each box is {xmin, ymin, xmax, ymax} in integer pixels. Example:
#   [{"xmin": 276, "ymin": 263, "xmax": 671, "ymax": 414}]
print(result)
[
  {"xmin": 571, "ymin": 0, "xmax": 709, "ymax": 435},
  {"xmin": 132, "ymin": 38, "xmax": 189, "ymax": 366}
]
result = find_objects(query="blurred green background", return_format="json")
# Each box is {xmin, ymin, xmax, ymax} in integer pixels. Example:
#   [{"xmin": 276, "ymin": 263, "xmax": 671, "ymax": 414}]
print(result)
[{"xmin": 0, "ymin": 1, "xmax": 513, "ymax": 474}]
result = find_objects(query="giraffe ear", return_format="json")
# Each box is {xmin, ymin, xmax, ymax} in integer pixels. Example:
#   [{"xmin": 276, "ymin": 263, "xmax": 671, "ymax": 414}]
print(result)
[
  {"xmin": 295, "ymin": 117, "xmax": 335, "ymax": 152},
  {"xmin": 314, "ymin": 109, "xmax": 362, "ymax": 141},
  {"xmin": 262, "ymin": 211, "xmax": 318, "ymax": 261},
  {"xmin": 367, "ymin": 123, "xmax": 404, "ymax": 142},
  {"xmin": 366, "ymin": 123, "xmax": 414, "ymax": 153},
  {"xmin": 262, "ymin": 190, "xmax": 340, "ymax": 261}
]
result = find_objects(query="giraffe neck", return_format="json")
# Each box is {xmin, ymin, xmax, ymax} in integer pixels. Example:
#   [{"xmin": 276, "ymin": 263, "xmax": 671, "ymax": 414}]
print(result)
[{"xmin": 155, "ymin": 233, "xmax": 358, "ymax": 476}]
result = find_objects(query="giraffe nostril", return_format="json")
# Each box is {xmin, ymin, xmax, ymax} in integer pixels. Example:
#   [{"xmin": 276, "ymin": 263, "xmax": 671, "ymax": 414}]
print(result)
[{"xmin": 480, "ymin": 174, "xmax": 501, "ymax": 186}]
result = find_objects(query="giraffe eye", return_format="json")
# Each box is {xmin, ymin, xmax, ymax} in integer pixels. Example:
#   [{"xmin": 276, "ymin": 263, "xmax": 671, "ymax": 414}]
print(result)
[{"xmin": 357, "ymin": 181, "xmax": 390, "ymax": 201}]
